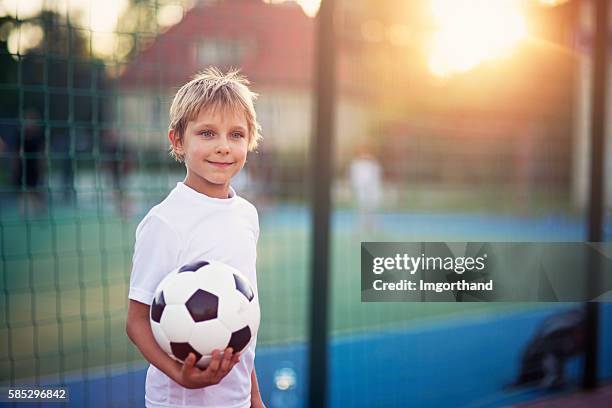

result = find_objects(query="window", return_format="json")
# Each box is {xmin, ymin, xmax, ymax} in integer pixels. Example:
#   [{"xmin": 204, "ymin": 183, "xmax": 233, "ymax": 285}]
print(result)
[{"xmin": 196, "ymin": 38, "xmax": 252, "ymax": 65}]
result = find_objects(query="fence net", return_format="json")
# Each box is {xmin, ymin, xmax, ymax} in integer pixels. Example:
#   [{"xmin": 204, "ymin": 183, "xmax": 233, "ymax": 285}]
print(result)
[{"xmin": 0, "ymin": 0, "xmax": 610, "ymax": 407}]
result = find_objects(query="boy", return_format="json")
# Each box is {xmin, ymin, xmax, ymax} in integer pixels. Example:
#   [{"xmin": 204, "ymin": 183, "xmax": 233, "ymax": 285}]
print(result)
[{"xmin": 126, "ymin": 67, "xmax": 265, "ymax": 408}]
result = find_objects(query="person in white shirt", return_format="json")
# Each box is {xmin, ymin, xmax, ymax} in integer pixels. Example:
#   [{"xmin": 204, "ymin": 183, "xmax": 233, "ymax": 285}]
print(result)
[
  {"xmin": 126, "ymin": 67, "xmax": 266, "ymax": 408},
  {"xmin": 350, "ymin": 145, "xmax": 382, "ymax": 232}
]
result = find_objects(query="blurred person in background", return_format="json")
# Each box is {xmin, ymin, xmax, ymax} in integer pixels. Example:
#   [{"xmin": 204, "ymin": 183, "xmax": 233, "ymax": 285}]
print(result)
[
  {"xmin": 350, "ymin": 143, "xmax": 383, "ymax": 233},
  {"xmin": 102, "ymin": 129, "xmax": 134, "ymax": 217},
  {"xmin": 244, "ymin": 147, "xmax": 276, "ymax": 216},
  {"xmin": 13, "ymin": 109, "xmax": 46, "ymax": 216},
  {"xmin": 0, "ymin": 123, "xmax": 19, "ymax": 197},
  {"xmin": 52, "ymin": 129, "xmax": 76, "ymax": 205}
]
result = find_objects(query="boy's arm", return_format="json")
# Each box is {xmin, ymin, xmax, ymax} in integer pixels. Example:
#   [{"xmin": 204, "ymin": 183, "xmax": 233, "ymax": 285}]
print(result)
[
  {"xmin": 250, "ymin": 368, "xmax": 266, "ymax": 408},
  {"xmin": 126, "ymin": 300, "xmax": 183, "ymax": 383},
  {"xmin": 126, "ymin": 299, "xmax": 241, "ymax": 389}
]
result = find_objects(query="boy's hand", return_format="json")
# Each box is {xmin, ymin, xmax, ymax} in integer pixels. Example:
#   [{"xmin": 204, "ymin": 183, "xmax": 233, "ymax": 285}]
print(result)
[{"xmin": 178, "ymin": 348, "xmax": 241, "ymax": 389}]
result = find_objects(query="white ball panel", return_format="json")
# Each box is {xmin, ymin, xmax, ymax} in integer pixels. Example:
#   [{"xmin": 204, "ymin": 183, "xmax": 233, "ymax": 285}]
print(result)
[
  {"xmin": 162, "ymin": 273, "xmax": 200, "ymax": 304},
  {"xmin": 216, "ymin": 289, "xmax": 241, "ymax": 325},
  {"xmin": 154, "ymin": 270, "xmax": 178, "ymax": 297},
  {"xmin": 190, "ymin": 319, "xmax": 232, "ymax": 357},
  {"xmin": 210, "ymin": 261, "xmax": 243, "ymax": 277},
  {"xmin": 246, "ymin": 300, "xmax": 261, "ymax": 337},
  {"xmin": 159, "ymin": 305, "xmax": 194, "ymax": 342},
  {"xmin": 151, "ymin": 321, "xmax": 172, "ymax": 355},
  {"xmin": 195, "ymin": 263, "xmax": 237, "ymax": 296},
  {"xmin": 217, "ymin": 292, "xmax": 250, "ymax": 332}
]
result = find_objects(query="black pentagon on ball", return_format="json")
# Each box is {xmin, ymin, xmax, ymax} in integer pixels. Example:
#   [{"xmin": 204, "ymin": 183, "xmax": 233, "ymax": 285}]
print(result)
[
  {"xmin": 171, "ymin": 342, "xmax": 202, "ymax": 362},
  {"xmin": 178, "ymin": 260, "xmax": 210, "ymax": 273},
  {"xmin": 185, "ymin": 289, "xmax": 218, "ymax": 322},
  {"xmin": 151, "ymin": 291, "xmax": 166, "ymax": 323},
  {"xmin": 228, "ymin": 326, "xmax": 251, "ymax": 353},
  {"xmin": 233, "ymin": 274, "xmax": 254, "ymax": 301}
]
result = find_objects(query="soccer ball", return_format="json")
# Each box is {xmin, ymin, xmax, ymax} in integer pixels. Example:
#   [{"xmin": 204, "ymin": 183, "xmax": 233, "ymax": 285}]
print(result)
[{"xmin": 150, "ymin": 260, "xmax": 260, "ymax": 368}]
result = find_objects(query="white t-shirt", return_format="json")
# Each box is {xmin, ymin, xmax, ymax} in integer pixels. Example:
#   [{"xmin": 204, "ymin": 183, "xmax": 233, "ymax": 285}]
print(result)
[{"xmin": 129, "ymin": 182, "xmax": 259, "ymax": 408}]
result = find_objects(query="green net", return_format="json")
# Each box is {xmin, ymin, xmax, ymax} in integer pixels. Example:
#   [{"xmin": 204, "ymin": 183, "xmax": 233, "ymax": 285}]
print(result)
[
  {"xmin": 0, "ymin": 0, "xmax": 610, "ymax": 406},
  {"xmin": 0, "ymin": 0, "xmax": 312, "ymax": 388}
]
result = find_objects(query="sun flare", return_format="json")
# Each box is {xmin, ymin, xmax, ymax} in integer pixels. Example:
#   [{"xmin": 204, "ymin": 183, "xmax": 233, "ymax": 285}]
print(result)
[{"xmin": 428, "ymin": 0, "xmax": 527, "ymax": 78}]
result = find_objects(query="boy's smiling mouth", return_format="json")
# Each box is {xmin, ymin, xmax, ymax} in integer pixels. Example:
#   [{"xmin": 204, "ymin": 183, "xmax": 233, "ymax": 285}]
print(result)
[{"xmin": 206, "ymin": 160, "xmax": 234, "ymax": 167}]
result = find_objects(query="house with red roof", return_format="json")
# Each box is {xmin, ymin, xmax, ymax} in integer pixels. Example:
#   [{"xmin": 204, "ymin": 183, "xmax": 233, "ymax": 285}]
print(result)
[{"xmin": 118, "ymin": 0, "xmax": 372, "ymax": 159}]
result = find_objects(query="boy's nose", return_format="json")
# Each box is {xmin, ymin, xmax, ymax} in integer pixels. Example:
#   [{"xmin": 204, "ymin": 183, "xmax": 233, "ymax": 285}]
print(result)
[{"xmin": 215, "ymin": 138, "xmax": 230, "ymax": 154}]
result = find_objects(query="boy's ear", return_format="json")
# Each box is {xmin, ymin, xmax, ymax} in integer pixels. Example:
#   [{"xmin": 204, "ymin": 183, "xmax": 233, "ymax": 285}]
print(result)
[{"xmin": 168, "ymin": 129, "xmax": 184, "ymax": 155}]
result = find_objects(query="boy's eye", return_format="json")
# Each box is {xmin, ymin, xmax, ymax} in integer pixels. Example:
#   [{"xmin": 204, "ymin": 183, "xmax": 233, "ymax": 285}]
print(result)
[
  {"xmin": 200, "ymin": 130, "xmax": 214, "ymax": 137},
  {"xmin": 232, "ymin": 132, "xmax": 245, "ymax": 139}
]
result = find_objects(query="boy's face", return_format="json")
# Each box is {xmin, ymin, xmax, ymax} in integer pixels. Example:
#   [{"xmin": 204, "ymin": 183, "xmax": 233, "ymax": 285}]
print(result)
[{"xmin": 173, "ymin": 106, "xmax": 249, "ymax": 197}]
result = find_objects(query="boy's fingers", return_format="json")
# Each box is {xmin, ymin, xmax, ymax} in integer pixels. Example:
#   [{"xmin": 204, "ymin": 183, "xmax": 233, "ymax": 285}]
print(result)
[
  {"xmin": 207, "ymin": 349, "xmax": 222, "ymax": 373},
  {"xmin": 183, "ymin": 353, "xmax": 195, "ymax": 369},
  {"xmin": 220, "ymin": 348, "xmax": 233, "ymax": 372}
]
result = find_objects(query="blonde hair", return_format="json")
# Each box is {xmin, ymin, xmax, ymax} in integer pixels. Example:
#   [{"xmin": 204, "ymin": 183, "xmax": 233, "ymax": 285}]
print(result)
[{"xmin": 168, "ymin": 67, "xmax": 262, "ymax": 161}]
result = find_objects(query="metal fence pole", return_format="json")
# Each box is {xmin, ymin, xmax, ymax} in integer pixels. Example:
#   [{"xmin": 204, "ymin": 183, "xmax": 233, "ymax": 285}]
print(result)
[
  {"xmin": 308, "ymin": 0, "xmax": 336, "ymax": 406},
  {"xmin": 583, "ymin": 0, "xmax": 608, "ymax": 391}
]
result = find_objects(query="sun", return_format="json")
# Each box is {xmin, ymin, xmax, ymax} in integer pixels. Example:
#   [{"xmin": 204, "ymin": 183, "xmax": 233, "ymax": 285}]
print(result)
[{"xmin": 427, "ymin": 0, "xmax": 528, "ymax": 78}]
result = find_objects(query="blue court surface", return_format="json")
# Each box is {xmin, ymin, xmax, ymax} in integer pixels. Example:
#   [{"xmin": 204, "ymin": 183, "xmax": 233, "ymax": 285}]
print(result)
[
  {"xmin": 264, "ymin": 205, "xmax": 612, "ymax": 241},
  {"xmin": 7, "ymin": 303, "xmax": 610, "ymax": 408}
]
